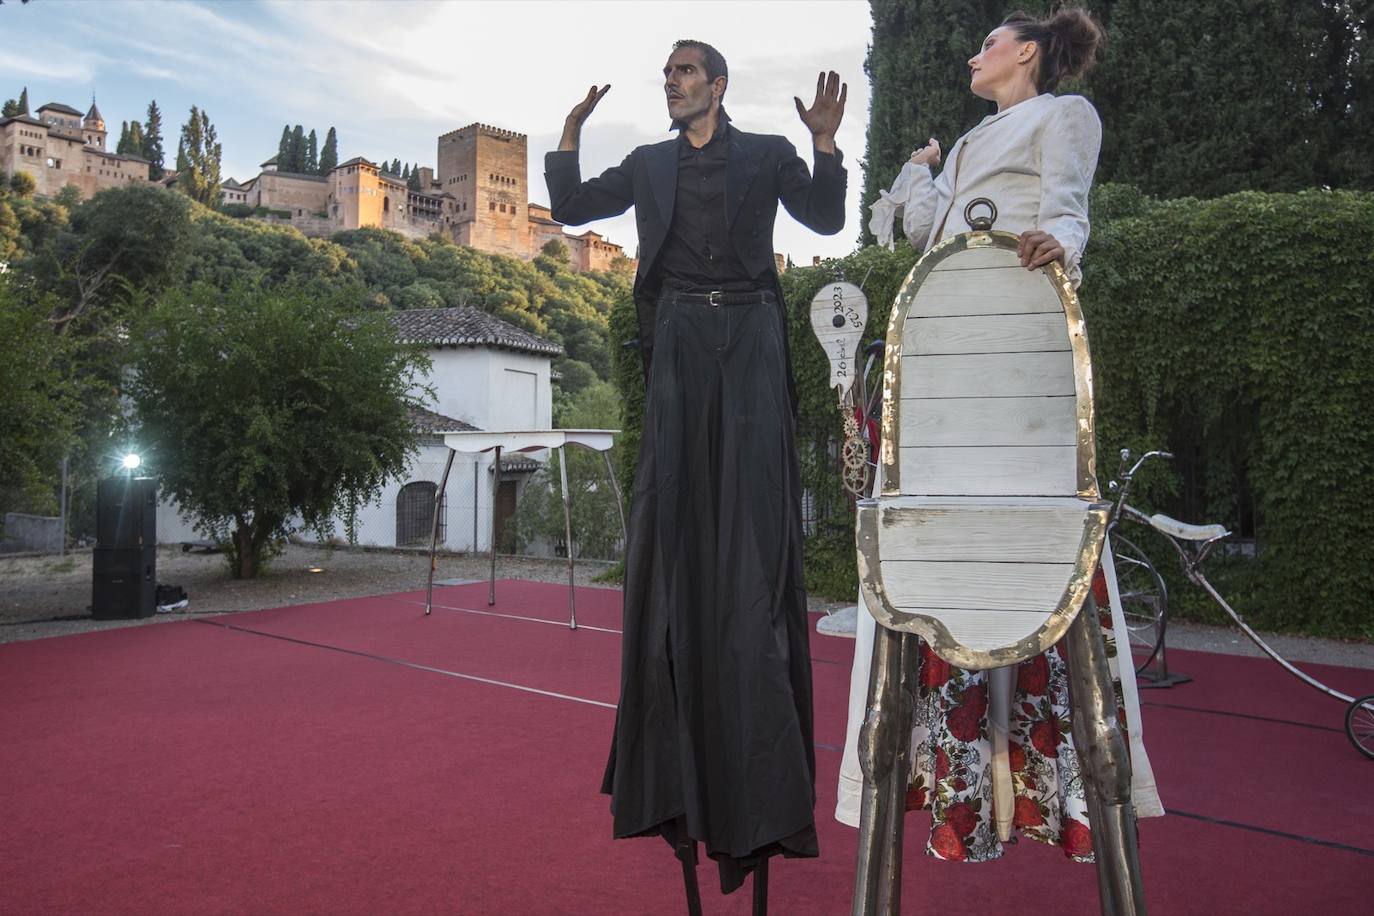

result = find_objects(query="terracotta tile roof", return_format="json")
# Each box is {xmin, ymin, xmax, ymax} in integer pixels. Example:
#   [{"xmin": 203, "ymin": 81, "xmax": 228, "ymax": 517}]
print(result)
[
  {"xmin": 37, "ymin": 102, "xmax": 82, "ymax": 116},
  {"xmin": 408, "ymin": 406, "xmax": 477, "ymax": 434},
  {"xmin": 390, "ymin": 307, "xmax": 561, "ymax": 357},
  {"xmin": 498, "ymin": 454, "xmax": 542, "ymax": 472}
]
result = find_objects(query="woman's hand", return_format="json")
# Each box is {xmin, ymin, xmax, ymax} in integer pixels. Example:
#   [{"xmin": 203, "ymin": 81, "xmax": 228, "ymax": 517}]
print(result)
[
  {"xmin": 910, "ymin": 139, "xmax": 941, "ymax": 167},
  {"xmin": 1017, "ymin": 230, "xmax": 1064, "ymax": 270}
]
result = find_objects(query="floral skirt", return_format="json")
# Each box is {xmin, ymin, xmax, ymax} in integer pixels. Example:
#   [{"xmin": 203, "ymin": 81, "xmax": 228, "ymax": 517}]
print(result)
[{"xmin": 836, "ymin": 544, "xmax": 1164, "ymax": 861}]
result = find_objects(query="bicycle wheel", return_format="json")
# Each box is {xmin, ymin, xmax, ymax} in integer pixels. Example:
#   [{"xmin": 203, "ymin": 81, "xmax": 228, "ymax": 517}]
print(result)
[
  {"xmin": 1346, "ymin": 694, "xmax": 1374, "ymax": 760},
  {"xmin": 1111, "ymin": 534, "xmax": 1168, "ymax": 674}
]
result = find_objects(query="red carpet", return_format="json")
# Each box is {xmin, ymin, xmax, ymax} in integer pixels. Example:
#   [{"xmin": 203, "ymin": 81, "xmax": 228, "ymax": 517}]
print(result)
[{"xmin": 1, "ymin": 579, "xmax": 1370, "ymax": 915}]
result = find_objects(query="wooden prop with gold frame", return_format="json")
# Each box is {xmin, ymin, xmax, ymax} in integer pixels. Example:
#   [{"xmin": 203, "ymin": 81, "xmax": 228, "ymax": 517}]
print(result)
[{"xmin": 851, "ymin": 211, "xmax": 1147, "ymax": 915}]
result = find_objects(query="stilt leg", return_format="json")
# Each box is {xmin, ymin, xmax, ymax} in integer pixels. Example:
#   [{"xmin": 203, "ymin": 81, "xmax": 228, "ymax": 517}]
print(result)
[
  {"xmin": 674, "ymin": 836, "xmax": 703, "ymax": 916},
  {"xmin": 1065, "ymin": 594, "xmax": 1148, "ymax": 916},
  {"xmin": 875, "ymin": 632, "xmax": 919, "ymax": 916},
  {"xmin": 752, "ymin": 856, "xmax": 769, "ymax": 916},
  {"xmin": 852, "ymin": 623, "xmax": 904, "ymax": 916}
]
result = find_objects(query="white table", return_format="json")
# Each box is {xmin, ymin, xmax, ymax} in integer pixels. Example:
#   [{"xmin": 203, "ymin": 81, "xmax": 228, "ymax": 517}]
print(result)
[{"xmin": 425, "ymin": 429, "xmax": 624, "ymax": 628}]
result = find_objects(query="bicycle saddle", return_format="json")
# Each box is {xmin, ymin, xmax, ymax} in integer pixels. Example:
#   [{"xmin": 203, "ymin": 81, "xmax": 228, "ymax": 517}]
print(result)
[{"xmin": 1148, "ymin": 513, "xmax": 1229, "ymax": 542}]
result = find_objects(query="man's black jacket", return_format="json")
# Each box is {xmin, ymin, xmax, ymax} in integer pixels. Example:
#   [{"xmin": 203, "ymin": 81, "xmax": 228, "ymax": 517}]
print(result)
[{"xmin": 544, "ymin": 124, "xmax": 847, "ymax": 401}]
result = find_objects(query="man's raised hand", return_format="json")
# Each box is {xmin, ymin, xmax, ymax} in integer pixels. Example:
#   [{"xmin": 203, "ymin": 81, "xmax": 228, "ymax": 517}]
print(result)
[
  {"xmin": 794, "ymin": 71, "xmax": 846, "ymax": 154},
  {"xmin": 559, "ymin": 85, "xmax": 611, "ymax": 151}
]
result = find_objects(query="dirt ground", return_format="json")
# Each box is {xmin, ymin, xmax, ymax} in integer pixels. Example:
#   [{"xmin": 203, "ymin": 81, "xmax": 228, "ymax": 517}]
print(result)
[
  {"xmin": 2, "ymin": 544, "xmax": 1371, "ymax": 673},
  {"xmin": 0, "ymin": 544, "xmax": 624, "ymax": 644}
]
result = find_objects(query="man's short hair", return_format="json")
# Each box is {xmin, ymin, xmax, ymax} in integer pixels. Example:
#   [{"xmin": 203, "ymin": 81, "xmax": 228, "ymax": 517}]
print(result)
[{"xmin": 672, "ymin": 39, "xmax": 728, "ymax": 97}]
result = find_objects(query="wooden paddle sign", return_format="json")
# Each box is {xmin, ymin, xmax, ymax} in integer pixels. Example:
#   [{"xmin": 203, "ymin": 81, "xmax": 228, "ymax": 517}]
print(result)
[{"xmin": 809, "ymin": 281, "xmax": 868, "ymax": 398}]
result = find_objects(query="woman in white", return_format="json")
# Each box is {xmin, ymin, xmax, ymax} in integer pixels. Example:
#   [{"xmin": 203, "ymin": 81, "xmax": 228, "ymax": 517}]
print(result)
[{"xmin": 837, "ymin": 7, "xmax": 1163, "ymax": 863}]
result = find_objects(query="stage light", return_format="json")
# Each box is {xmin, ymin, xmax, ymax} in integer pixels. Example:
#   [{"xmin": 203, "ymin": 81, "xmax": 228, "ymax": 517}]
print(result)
[{"xmin": 121, "ymin": 453, "xmax": 142, "ymax": 470}]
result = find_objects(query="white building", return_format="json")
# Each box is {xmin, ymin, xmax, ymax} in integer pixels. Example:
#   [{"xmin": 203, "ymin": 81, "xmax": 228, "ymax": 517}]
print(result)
[{"xmin": 157, "ymin": 306, "xmax": 560, "ymax": 553}]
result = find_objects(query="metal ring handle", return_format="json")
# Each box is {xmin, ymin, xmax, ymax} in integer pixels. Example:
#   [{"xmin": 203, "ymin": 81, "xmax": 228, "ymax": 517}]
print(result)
[{"xmin": 963, "ymin": 197, "xmax": 998, "ymax": 231}]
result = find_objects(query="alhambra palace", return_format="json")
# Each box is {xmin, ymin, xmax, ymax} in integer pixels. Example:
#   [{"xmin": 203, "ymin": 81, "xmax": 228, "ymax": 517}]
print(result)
[{"xmin": 0, "ymin": 100, "xmax": 627, "ymax": 273}]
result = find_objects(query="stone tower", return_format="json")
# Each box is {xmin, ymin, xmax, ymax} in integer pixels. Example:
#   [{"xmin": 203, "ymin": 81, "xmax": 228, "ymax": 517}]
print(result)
[
  {"xmin": 436, "ymin": 123, "xmax": 531, "ymax": 259},
  {"xmin": 83, "ymin": 99, "xmax": 106, "ymax": 151}
]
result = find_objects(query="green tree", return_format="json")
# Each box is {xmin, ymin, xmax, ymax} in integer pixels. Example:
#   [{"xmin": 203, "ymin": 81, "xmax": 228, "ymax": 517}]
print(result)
[
  {"xmin": 116, "ymin": 121, "xmax": 131, "ymax": 154},
  {"xmin": 175, "ymin": 138, "xmax": 189, "ymax": 173},
  {"xmin": 306, "ymin": 129, "xmax": 318, "ymax": 174},
  {"xmin": 0, "ymin": 275, "xmax": 77, "ymax": 517},
  {"xmin": 143, "ymin": 99, "xmax": 165, "ymax": 179},
  {"xmin": 1, "ymin": 98, "xmax": 18, "ymax": 118},
  {"xmin": 318, "ymin": 126, "xmax": 338, "ymax": 174},
  {"xmin": 860, "ymin": 0, "xmax": 1003, "ymax": 244},
  {"xmin": 127, "ymin": 283, "xmax": 431, "ymax": 577},
  {"xmin": 276, "ymin": 124, "xmax": 291, "ymax": 169},
  {"xmin": 289, "ymin": 125, "xmax": 305, "ymax": 173},
  {"xmin": 127, "ymin": 121, "xmax": 144, "ymax": 158},
  {"xmin": 9, "ymin": 170, "xmax": 35, "ymax": 196},
  {"xmin": 511, "ymin": 379, "xmax": 625, "ymax": 560},
  {"xmin": 176, "ymin": 105, "xmax": 222, "ymax": 207},
  {"xmin": 17, "ymin": 86, "xmax": 27, "ymax": 115}
]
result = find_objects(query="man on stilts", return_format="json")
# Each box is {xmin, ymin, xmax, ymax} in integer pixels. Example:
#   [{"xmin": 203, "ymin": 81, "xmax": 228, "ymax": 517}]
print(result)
[{"xmin": 545, "ymin": 40, "xmax": 848, "ymax": 914}]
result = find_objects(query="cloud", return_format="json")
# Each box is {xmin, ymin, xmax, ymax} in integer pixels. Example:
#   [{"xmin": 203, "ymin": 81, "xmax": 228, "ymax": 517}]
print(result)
[{"xmin": 0, "ymin": 48, "xmax": 96, "ymax": 84}]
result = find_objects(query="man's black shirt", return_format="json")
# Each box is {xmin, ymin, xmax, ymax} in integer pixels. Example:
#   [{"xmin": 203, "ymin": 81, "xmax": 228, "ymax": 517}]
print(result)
[{"xmin": 653, "ymin": 119, "xmax": 753, "ymax": 291}]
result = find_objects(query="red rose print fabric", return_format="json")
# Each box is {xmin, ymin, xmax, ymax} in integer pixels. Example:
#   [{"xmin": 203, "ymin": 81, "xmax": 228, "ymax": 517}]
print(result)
[{"xmin": 906, "ymin": 585, "xmax": 1131, "ymax": 863}]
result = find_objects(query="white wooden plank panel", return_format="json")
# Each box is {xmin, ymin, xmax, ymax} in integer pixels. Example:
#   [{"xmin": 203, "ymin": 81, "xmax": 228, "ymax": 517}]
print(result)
[
  {"xmin": 879, "ymin": 495, "xmax": 1098, "ymax": 509},
  {"xmin": 899, "ymin": 396, "xmax": 1077, "ymax": 447},
  {"xmin": 929, "ymin": 247, "xmax": 1022, "ymax": 272},
  {"xmin": 910, "ymin": 266, "xmax": 1054, "ymax": 319},
  {"xmin": 904, "ymin": 313, "xmax": 1069, "ymax": 356},
  {"xmin": 878, "ymin": 560, "xmax": 1073, "ymax": 612},
  {"xmin": 886, "ymin": 608, "xmax": 1058, "ymax": 651},
  {"xmin": 901, "ymin": 446, "xmax": 1078, "ymax": 496},
  {"xmin": 876, "ymin": 504, "xmax": 1088, "ymax": 562},
  {"xmin": 902, "ymin": 351, "xmax": 1075, "ymax": 398}
]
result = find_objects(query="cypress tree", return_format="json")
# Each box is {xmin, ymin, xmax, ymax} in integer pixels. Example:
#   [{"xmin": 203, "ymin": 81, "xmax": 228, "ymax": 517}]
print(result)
[
  {"xmin": 306, "ymin": 129, "xmax": 319, "ymax": 174},
  {"xmin": 128, "ymin": 121, "xmax": 145, "ymax": 158},
  {"xmin": 318, "ymin": 126, "xmax": 338, "ymax": 174},
  {"xmin": 408, "ymin": 166, "xmax": 422, "ymax": 191},
  {"xmin": 17, "ymin": 87, "xmax": 28, "ymax": 116},
  {"xmin": 144, "ymin": 100, "xmax": 165, "ymax": 179},
  {"xmin": 177, "ymin": 105, "xmax": 222, "ymax": 207},
  {"xmin": 862, "ymin": 0, "xmax": 1373, "ymax": 206},
  {"xmin": 117, "ymin": 121, "xmax": 131, "ymax": 155},
  {"xmin": 1086, "ymin": 0, "xmax": 1335, "ymax": 196},
  {"xmin": 176, "ymin": 138, "xmax": 189, "ymax": 174},
  {"xmin": 860, "ymin": 0, "xmax": 1004, "ymax": 245},
  {"xmin": 390, "ymin": 158, "xmax": 402, "ymax": 176},
  {"xmin": 289, "ymin": 125, "xmax": 305, "ymax": 173},
  {"xmin": 277, "ymin": 125, "xmax": 291, "ymax": 169}
]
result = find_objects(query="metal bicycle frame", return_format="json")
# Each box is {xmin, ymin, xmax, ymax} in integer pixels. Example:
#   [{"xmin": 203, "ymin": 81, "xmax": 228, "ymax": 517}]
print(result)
[{"xmin": 1109, "ymin": 451, "xmax": 1359, "ymax": 706}]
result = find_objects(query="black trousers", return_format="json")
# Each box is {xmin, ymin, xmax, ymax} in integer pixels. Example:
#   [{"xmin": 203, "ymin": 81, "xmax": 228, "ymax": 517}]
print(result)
[{"xmin": 602, "ymin": 287, "xmax": 818, "ymax": 894}]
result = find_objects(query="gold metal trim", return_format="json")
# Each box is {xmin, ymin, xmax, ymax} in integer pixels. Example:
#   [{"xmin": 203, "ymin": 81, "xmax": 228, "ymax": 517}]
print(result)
[
  {"xmin": 876, "ymin": 231, "xmax": 1101, "ymax": 499},
  {"xmin": 856, "ymin": 500, "xmax": 1110, "ymax": 670}
]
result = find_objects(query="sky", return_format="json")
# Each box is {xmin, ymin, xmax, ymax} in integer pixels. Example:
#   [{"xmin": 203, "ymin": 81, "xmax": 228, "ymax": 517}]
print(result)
[{"xmin": 0, "ymin": 0, "xmax": 875, "ymax": 263}]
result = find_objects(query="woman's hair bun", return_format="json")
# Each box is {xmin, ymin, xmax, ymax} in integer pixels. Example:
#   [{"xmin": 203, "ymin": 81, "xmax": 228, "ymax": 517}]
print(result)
[{"xmin": 1001, "ymin": 6, "xmax": 1105, "ymax": 93}]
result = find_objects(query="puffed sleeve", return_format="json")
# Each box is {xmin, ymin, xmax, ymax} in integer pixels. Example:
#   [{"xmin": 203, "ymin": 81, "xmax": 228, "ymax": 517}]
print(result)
[
  {"xmin": 868, "ymin": 161, "xmax": 937, "ymax": 250},
  {"xmin": 1037, "ymin": 96, "xmax": 1102, "ymax": 283}
]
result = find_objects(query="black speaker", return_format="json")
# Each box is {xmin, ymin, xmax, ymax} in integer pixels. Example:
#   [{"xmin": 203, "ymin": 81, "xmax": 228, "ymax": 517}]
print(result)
[
  {"xmin": 96, "ymin": 477, "xmax": 157, "ymax": 548},
  {"xmin": 92, "ymin": 546, "xmax": 157, "ymax": 619}
]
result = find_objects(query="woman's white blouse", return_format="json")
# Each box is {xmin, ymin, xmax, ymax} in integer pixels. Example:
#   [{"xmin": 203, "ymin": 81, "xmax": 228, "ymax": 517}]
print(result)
[{"xmin": 869, "ymin": 93, "xmax": 1102, "ymax": 284}]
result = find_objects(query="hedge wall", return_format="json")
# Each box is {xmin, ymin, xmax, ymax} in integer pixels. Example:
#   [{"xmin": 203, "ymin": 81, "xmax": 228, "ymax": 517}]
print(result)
[{"xmin": 610, "ymin": 186, "xmax": 1374, "ymax": 639}]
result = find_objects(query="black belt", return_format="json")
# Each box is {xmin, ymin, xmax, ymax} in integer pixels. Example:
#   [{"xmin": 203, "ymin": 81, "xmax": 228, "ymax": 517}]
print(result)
[{"xmin": 664, "ymin": 288, "xmax": 776, "ymax": 307}]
